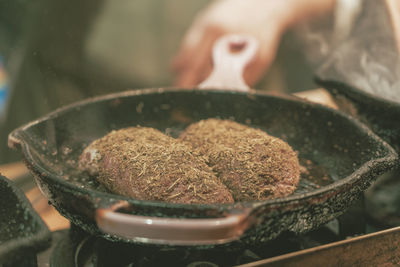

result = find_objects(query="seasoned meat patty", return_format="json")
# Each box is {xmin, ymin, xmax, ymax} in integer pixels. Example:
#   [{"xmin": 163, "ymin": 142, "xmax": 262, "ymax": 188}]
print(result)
[
  {"xmin": 79, "ymin": 127, "xmax": 234, "ymax": 204},
  {"xmin": 179, "ymin": 119, "xmax": 300, "ymax": 201}
]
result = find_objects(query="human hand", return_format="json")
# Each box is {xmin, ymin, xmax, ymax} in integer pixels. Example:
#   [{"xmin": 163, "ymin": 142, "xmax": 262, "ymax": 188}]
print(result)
[
  {"xmin": 173, "ymin": 0, "xmax": 290, "ymax": 87},
  {"xmin": 173, "ymin": 0, "xmax": 335, "ymax": 88}
]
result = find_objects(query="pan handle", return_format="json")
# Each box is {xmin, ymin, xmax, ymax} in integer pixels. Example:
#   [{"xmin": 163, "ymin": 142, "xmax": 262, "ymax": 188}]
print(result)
[
  {"xmin": 95, "ymin": 201, "xmax": 253, "ymax": 246},
  {"xmin": 198, "ymin": 34, "xmax": 258, "ymax": 92}
]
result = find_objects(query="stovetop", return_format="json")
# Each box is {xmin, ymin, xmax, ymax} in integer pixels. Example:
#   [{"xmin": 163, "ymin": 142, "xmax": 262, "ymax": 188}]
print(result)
[
  {"xmin": 34, "ymin": 197, "xmax": 399, "ymax": 267},
  {"xmin": 2, "ymin": 162, "xmax": 400, "ymax": 267},
  {"xmin": 37, "ymin": 223, "xmax": 341, "ymax": 267}
]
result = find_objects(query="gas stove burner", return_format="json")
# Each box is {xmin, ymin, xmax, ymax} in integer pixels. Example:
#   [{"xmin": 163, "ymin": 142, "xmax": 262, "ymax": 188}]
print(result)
[
  {"xmin": 45, "ymin": 229, "xmax": 261, "ymax": 267},
  {"xmin": 38, "ymin": 221, "xmax": 347, "ymax": 267}
]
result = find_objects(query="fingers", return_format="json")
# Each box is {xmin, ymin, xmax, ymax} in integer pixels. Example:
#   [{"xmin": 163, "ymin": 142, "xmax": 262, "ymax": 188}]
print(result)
[
  {"xmin": 243, "ymin": 31, "xmax": 281, "ymax": 86},
  {"xmin": 173, "ymin": 26, "xmax": 224, "ymax": 87}
]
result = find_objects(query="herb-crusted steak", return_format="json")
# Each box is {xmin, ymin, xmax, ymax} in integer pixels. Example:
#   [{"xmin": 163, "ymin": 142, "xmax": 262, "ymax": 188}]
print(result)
[
  {"xmin": 79, "ymin": 127, "xmax": 234, "ymax": 204},
  {"xmin": 179, "ymin": 119, "xmax": 300, "ymax": 201}
]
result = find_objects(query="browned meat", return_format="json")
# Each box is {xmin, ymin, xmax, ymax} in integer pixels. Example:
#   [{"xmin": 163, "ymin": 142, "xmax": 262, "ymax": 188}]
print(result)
[
  {"xmin": 179, "ymin": 119, "xmax": 300, "ymax": 201},
  {"xmin": 79, "ymin": 127, "xmax": 234, "ymax": 204}
]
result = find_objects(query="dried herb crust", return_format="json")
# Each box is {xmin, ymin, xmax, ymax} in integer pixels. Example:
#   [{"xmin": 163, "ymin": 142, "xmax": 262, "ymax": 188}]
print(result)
[
  {"xmin": 79, "ymin": 127, "xmax": 234, "ymax": 204},
  {"xmin": 179, "ymin": 119, "xmax": 300, "ymax": 201}
]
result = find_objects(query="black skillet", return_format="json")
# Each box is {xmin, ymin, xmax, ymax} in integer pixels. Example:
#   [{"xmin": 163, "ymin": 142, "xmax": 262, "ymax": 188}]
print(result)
[{"xmin": 8, "ymin": 35, "xmax": 398, "ymax": 248}]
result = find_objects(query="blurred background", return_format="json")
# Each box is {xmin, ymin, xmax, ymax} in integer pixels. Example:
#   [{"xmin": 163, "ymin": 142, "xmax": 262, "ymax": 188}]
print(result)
[
  {"xmin": 0, "ymin": 0, "xmax": 325, "ymax": 164},
  {"xmin": 0, "ymin": 0, "xmax": 399, "ymax": 165}
]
